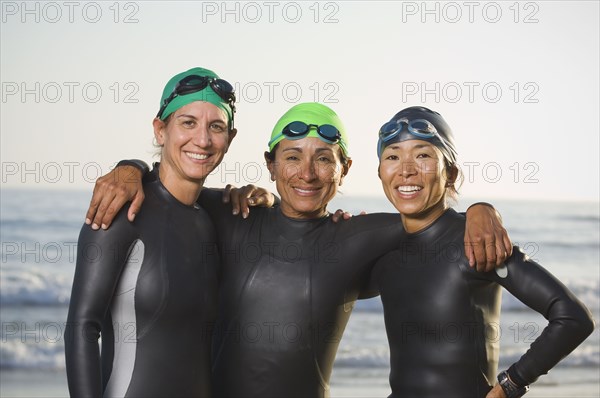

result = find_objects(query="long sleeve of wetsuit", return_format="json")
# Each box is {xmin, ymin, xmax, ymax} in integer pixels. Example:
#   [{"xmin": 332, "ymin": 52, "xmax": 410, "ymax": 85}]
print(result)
[
  {"xmin": 64, "ymin": 207, "xmax": 137, "ymax": 397},
  {"xmin": 478, "ymin": 246, "xmax": 595, "ymax": 386}
]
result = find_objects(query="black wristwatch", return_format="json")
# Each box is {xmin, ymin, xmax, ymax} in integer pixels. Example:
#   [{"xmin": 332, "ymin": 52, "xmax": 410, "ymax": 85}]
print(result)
[{"xmin": 497, "ymin": 371, "xmax": 529, "ymax": 398}]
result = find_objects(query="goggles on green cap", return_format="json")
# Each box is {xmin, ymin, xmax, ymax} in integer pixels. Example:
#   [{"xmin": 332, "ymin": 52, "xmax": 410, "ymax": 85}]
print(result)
[
  {"xmin": 157, "ymin": 67, "xmax": 236, "ymax": 127},
  {"xmin": 268, "ymin": 102, "xmax": 349, "ymax": 156}
]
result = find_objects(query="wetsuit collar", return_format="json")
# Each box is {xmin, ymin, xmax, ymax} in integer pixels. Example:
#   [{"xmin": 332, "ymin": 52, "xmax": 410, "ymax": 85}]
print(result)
[
  {"xmin": 403, "ymin": 208, "xmax": 461, "ymax": 241},
  {"xmin": 148, "ymin": 166, "xmax": 201, "ymax": 211},
  {"xmin": 273, "ymin": 206, "xmax": 330, "ymax": 240}
]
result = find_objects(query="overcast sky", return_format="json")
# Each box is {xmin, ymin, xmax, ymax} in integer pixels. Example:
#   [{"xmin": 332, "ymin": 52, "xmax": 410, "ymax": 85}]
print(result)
[{"xmin": 2, "ymin": 1, "xmax": 599, "ymax": 202}]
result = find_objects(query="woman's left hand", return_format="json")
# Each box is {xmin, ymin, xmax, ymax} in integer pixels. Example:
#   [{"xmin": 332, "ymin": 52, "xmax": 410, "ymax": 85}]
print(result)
[
  {"xmin": 464, "ymin": 204, "xmax": 513, "ymax": 272},
  {"xmin": 486, "ymin": 384, "xmax": 507, "ymax": 398},
  {"xmin": 222, "ymin": 184, "xmax": 276, "ymax": 218}
]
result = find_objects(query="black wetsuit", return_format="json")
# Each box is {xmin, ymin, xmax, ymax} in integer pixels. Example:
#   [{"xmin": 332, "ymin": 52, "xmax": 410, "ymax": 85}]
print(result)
[
  {"xmin": 199, "ymin": 190, "xmax": 403, "ymax": 398},
  {"xmin": 65, "ymin": 168, "xmax": 219, "ymax": 397},
  {"xmin": 369, "ymin": 209, "xmax": 594, "ymax": 398}
]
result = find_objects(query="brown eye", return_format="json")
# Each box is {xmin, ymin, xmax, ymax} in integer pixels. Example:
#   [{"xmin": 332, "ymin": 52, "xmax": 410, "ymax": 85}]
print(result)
[
  {"xmin": 210, "ymin": 122, "xmax": 226, "ymax": 132},
  {"xmin": 181, "ymin": 119, "xmax": 196, "ymax": 128}
]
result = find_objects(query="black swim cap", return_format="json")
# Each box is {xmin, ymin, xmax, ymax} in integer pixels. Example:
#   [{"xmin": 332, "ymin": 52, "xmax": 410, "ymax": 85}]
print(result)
[{"xmin": 377, "ymin": 106, "xmax": 458, "ymax": 164}]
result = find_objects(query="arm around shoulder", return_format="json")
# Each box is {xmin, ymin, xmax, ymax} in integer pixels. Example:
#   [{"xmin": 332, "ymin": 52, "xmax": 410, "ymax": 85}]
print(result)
[{"xmin": 85, "ymin": 159, "xmax": 149, "ymax": 230}]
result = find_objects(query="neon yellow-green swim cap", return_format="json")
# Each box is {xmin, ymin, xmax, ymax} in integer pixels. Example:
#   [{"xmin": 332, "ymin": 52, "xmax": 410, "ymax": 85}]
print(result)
[
  {"xmin": 268, "ymin": 102, "xmax": 349, "ymax": 156},
  {"xmin": 158, "ymin": 67, "xmax": 234, "ymax": 123}
]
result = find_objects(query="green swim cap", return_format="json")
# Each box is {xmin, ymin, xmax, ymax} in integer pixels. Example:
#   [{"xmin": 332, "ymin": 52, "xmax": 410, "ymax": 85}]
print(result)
[
  {"xmin": 158, "ymin": 67, "xmax": 234, "ymax": 123},
  {"xmin": 268, "ymin": 102, "xmax": 349, "ymax": 156}
]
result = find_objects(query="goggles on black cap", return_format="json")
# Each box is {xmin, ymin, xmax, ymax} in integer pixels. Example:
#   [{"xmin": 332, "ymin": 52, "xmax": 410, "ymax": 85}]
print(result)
[{"xmin": 377, "ymin": 117, "xmax": 457, "ymax": 163}]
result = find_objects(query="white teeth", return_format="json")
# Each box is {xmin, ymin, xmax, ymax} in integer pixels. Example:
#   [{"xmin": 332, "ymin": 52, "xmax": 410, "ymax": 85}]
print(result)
[
  {"xmin": 397, "ymin": 185, "xmax": 422, "ymax": 193},
  {"xmin": 295, "ymin": 188, "xmax": 318, "ymax": 193},
  {"xmin": 186, "ymin": 152, "xmax": 209, "ymax": 160}
]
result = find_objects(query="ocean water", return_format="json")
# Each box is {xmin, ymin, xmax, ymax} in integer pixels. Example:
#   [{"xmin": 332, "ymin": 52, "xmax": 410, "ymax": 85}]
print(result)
[{"xmin": 1, "ymin": 189, "xmax": 599, "ymax": 395}]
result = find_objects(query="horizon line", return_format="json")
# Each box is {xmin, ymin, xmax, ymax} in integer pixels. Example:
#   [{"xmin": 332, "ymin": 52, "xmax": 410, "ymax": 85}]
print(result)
[{"xmin": 2, "ymin": 186, "xmax": 599, "ymax": 205}]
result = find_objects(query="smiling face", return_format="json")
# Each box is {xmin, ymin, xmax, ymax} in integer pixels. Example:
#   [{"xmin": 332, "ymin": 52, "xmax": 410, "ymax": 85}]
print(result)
[
  {"xmin": 154, "ymin": 101, "xmax": 236, "ymax": 204},
  {"xmin": 378, "ymin": 139, "xmax": 454, "ymax": 232},
  {"xmin": 266, "ymin": 137, "xmax": 351, "ymax": 220}
]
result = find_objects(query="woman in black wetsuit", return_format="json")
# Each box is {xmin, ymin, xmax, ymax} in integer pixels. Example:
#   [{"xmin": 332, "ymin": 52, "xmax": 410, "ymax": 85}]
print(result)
[
  {"xmin": 64, "ymin": 67, "xmax": 237, "ymax": 397},
  {"xmin": 82, "ymin": 102, "xmax": 513, "ymax": 397},
  {"xmin": 371, "ymin": 106, "xmax": 595, "ymax": 398}
]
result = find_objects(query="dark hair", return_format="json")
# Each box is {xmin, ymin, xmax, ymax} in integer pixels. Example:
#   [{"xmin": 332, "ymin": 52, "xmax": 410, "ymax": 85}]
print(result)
[{"xmin": 444, "ymin": 159, "xmax": 463, "ymax": 204}]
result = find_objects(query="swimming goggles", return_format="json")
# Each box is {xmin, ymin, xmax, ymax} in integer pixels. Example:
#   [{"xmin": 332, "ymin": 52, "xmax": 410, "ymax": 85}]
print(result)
[
  {"xmin": 268, "ymin": 121, "xmax": 341, "ymax": 147},
  {"xmin": 379, "ymin": 118, "xmax": 438, "ymax": 141},
  {"xmin": 156, "ymin": 74, "xmax": 236, "ymax": 122},
  {"xmin": 377, "ymin": 118, "xmax": 448, "ymax": 156}
]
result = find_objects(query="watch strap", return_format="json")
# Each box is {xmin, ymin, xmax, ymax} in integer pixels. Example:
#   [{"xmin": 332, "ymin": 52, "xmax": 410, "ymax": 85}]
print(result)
[{"xmin": 498, "ymin": 370, "xmax": 529, "ymax": 398}]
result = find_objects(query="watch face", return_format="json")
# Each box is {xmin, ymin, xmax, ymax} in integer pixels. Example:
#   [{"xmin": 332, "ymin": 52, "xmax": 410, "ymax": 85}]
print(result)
[{"xmin": 498, "ymin": 372, "xmax": 509, "ymax": 384}]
